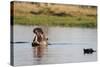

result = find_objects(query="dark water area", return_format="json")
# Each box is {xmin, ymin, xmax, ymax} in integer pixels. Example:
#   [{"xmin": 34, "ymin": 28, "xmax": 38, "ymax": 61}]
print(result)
[{"xmin": 12, "ymin": 25, "xmax": 97, "ymax": 66}]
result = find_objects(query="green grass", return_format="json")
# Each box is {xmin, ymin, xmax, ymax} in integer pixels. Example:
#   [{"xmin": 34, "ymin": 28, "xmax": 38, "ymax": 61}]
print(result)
[{"xmin": 14, "ymin": 15, "xmax": 97, "ymax": 28}]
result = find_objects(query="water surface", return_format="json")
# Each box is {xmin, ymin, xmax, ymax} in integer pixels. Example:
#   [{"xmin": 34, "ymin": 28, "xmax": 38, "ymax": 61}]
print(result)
[{"xmin": 13, "ymin": 25, "xmax": 97, "ymax": 66}]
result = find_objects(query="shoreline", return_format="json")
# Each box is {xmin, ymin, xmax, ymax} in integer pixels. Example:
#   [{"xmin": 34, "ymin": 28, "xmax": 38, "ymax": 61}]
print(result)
[{"xmin": 13, "ymin": 15, "xmax": 97, "ymax": 28}]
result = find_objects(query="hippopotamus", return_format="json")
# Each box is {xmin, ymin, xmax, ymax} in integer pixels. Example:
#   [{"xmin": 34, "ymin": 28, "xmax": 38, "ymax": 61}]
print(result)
[
  {"xmin": 32, "ymin": 27, "xmax": 48, "ymax": 57},
  {"xmin": 83, "ymin": 48, "xmax": 96, "ymax": 54},
  {"xmin": 32, "ymin": 27, "xmax": 48, "ymax": 47}
]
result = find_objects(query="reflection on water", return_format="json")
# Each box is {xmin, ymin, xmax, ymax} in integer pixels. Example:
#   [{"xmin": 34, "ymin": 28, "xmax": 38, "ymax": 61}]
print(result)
[
  {"xmin": 13, "ymin": 25, "xmax": 97, "ymax": 66},
  {"xmin": 33, "ymin": 46, "xmax": 47, "ymax": 58}
]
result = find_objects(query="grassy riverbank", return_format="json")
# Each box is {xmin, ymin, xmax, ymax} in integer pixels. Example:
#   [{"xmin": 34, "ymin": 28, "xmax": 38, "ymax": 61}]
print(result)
[
  {"xmin": 14, "ymin": 15, "xmax": 97, "ymax": 28},
  {"xmin": 11, "ymin": 1, "xmax": 97, "ymax": 28}
]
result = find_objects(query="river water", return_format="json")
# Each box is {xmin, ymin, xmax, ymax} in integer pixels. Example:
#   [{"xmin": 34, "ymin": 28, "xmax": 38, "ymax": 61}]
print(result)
[{"xmin": 12, "ymin": 25, "xmax": 97, "ymax": 66}]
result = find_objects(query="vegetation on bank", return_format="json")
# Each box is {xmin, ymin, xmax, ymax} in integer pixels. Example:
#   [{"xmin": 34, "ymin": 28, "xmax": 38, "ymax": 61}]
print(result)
[
  {"xmin": 12, "ymin": 1, "xmax": 97, "ymax": 28},
  {"xmin": 14, "ymin": 15, "xmax": 96, "ymax": 28}
]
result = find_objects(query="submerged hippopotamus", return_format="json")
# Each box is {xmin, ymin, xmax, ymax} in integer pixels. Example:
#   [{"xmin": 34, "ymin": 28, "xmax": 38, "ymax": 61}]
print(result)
[
  {"xmin": 83, "ymin": 48, "xmax": 96, "ymax": 54},
  {"xmin": 32, "ymin": 27, "xmax": 48, "ymax": 57}
]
